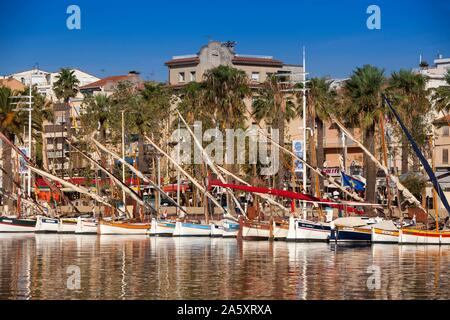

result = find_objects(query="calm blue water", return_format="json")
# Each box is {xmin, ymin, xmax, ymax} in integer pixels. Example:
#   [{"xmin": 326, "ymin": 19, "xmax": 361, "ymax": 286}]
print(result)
[{"xmin": 0, "ymin": 234, "xmax": 449, "ymax": 299}]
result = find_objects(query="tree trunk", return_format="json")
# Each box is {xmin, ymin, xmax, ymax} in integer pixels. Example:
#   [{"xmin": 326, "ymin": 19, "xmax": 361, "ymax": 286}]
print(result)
[
  {"xmin": 363, "ymin": 124, "xmax": 377, "ymax": 215},
  {"xmin": 138, "ymin": 133, "xmax": 146, "ymax": 173},
  {"xmin": 316, "ymin": 118, "xmax": 325, "ymax": 191},
  {"xmin": 401, "ymin": 135, "xmax": 409, "ymax": 174},
  {"xmin": 275, "ymin": 108, "xmax": 285, "ymax": 190},
  {"xmin": 41, "ymin": 131, "xmax": 49, "ymax": 171}
]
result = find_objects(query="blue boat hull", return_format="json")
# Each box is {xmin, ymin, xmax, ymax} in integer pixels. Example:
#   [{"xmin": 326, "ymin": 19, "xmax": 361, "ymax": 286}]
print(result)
[{"xmin": 330, "ymin": 227, "xmax": 372, "ymax": 242}]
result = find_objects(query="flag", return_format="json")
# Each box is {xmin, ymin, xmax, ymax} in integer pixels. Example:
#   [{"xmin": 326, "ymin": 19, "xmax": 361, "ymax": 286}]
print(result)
[{"xmin": 341, "ymin": 172, "xmax": 365, "ymax": 191}]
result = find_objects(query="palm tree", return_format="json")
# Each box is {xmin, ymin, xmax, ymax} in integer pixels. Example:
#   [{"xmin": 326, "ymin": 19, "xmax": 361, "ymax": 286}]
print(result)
[
  {"xmin": 253, "ymin": 74, "xmax": 298, "ymax": 189},
  {"xmin": 304, "ymin": 77, "xmax": 337, "ymax": 194},
  {"xmin": 340, "ymin": 65, "xmax": 386, "ymax": 208},
  {"xmin": 203, "ymin": 65, "xmax": 250, "ymax": 131},
  {"xmin": 53, "ymin": 68, "xmax": 80, "ymax": 177},
  {"xmin": 203, "ymin": 65, "xmax": 251, "ymax": 211},
  {"xmin": 389, "ymin": 69, "xmax": 430, "ymax": 173},
  {"xmin": 81, "ymin": 94, "xmax": 111, "ymax": 142},
  {"xmin": 433, "ymin": 70, "xmax": 450, "ymax": 113},
  {"xmin": 27, "ymin": 87, "xmax": 54, "ymax": 170},
  {"xmin": 106, "ymin": 81, "xmax": 172, "ymax": 174},
  {"xmin": 53, "ymin": 68, "xmax": 80, "ymax": 103},
  {"xmin": 0, "ymin": 87, "xmax": 27, "ymax": 210}
]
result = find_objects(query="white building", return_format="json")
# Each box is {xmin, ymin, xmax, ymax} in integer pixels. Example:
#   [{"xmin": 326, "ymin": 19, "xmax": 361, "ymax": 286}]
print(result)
[
  {"xmin": 6, "ymin": 67, "xmax": 100, "ymax": 100},
  {"xmin": 418, "ymin": 54, "xmax": 450, "ymax": 89}
]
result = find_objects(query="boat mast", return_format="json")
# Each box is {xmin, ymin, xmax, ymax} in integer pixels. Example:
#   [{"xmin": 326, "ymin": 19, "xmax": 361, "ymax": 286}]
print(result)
[
  {"xmin": 121, "ymin": 110, "xmax": 127, "ymax": 216},
  {"xmin": 176, "ymin": 114, "xmax": 181, "ymax": 217},
  {"xmin": 301, "ymin": 46, "xmax": 307, "ymax": 219},
  {"xmin": 379, "ymin": 113, "xmax": 392, "ymax": 218}
]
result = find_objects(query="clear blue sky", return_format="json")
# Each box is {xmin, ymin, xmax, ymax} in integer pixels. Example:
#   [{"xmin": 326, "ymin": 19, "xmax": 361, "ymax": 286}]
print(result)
[{"xmin": 1, "ymin": 0, "xmax": 449, "ymax": 81}]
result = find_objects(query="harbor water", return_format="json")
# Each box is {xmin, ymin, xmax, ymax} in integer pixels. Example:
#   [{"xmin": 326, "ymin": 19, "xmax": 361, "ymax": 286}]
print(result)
[{"xmin": 0, "ymin": 234, "xmax": 449, "ymax": 300}]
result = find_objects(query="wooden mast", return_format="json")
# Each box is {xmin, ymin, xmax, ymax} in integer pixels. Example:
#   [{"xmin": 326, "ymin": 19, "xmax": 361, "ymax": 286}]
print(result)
[{"xmin": 379, "ymin": 113, "xmax": 393, "ymax": 218}]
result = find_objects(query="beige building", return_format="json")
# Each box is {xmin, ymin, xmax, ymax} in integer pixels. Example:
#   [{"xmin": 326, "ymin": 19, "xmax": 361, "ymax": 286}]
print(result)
[
  {"xmin": 165, "ymin": 41, "xmax": 304, "ymax": 144},
  {"xmin": 165, "ymin": 41, "xmax": 303, "ymax": 86}
]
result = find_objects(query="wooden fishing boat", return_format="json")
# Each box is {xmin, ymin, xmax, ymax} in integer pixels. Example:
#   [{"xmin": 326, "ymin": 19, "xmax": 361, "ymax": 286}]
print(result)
[
  {"xmin": 58, "ymin": 217, "xmax": 78, "ymax": 233},
  {"xmin": 172, "ymin": 221, "xmax": 211, "ymax": 237},
  {"xmin": 147, "ymin": 218, "xmax": 175, "ymax": 236},
  {"xmin": 210, "ymin": 223, "xmax": 224, "ymax": 237},
  {"xmin": 75, "ymin": 217, "xmax": 98, "ymax": 234},
  {"xmin": 98, "ymin": 220, "xmax": 150, "ymax": 235},
  {"xmin": 441, "ymin": 231, "xmax": 450, "ymax": 244},
  {"xmin": 330, "ymin": 225, "xmax": 372, "ymax": 242},
  {"xmin": 35, "ymin": 215, "xmax": 59, "ymax": 233},
  {"xmin": 399, "ymin": 228, "xmax": 449, "ymax": 245},
  {"xmin": 371, "ymin": 227, "xmax": 399, "ymax": 243},
  {"xmin": 273, "ymin": 219, "xmax": 289, "ymax": 240},
  {"xmin": 0, "ymin": 216, "xmax": 36, "ymax": 232},
  {"xmin": 222, "ymin": 219, "xmax": 239, "ymax": 238},
  {"xmin": 241, "ymin": 219, "xmax": 273, "ymax": 240},
  {"xmin": 286, "ymin": 216, "xmax": 331, "ymax": 242}
]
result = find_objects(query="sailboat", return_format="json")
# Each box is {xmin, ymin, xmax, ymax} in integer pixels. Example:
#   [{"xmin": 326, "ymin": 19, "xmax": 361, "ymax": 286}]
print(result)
[
  {"xmin": 57, "ymin": 217, "xmax": 79, "ymax": 233},
  {"xmin": 99, "ymin": 219, "xmax": 150, "ymax": 235},
  {"xmin": 34, "ymin": 215, "xmax": 59, "ymax": 233},
  {"xmin": 286, "ymin": 216, "xmax": 332, "ymax": 242},
  {"xmin": 147, "ymin": 217, "xmax": 176, "ymax": 236},
  {"xmin": 0, "ymin": 194, "xmax": 37, "ymax": 232},
  {"xmin": 222, "ymin": 219, "xmax": 240, "ymax": 237},
  {"xmin": 0, "ymin": 216, "xmax": 36, "ymax": 232},
  {"xmin": 75, "ymin": 216, "xmax": 98, "ymax": 234}
]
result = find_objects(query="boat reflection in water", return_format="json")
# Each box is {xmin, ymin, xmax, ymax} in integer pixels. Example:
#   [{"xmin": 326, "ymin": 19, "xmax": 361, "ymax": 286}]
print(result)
[{"xmin": 0, "ymin": 235, "xmax": 449, "ymax": 299}]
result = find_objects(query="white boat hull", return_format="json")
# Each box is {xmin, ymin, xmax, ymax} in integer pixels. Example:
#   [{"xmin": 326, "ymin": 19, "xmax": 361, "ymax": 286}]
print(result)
[
  {"xmin": 99, "ymin": 221, "xmax": 149, "ymax": 235},
  {"xmin": 399, "ymin": 229, "xmax": 442, "ymax": 245},
  {"xmin": 148, "ymin": 219, "xmax": 175, "ymax": 236},
  {"xmin": 58, "ymin": 219, "xmax": 78, "ymax": 233},
  {"xmin": 210, "ymin": 223, "xmax": 223, "ymax": 237},
  {"xmin": 173, "ymin": 221, "xmax": 211, "ymax": 237},
  {"xmin": 286, "ymin": 217, "xmax": 330, "ymax": 241},
  {"xmin": 242, "ymin": 224, "xmax": 271, "ymax": 240},
  {"xmin": 35, "ymin": 215, "xmax": 59, "ymax": 233},
  {"xmin": 222, "ymin": 220, "xmax": 239, "ymax": 238},
  {"xmin": 371, "ymin": 228, "xmax": 399, "ymax": 243},
  {"xmin": 273, "ymin": 224, "xmax": 289, "ymax": 240},
  {"xmin": 0, "ymin": 217, "xmax": 36, "ymax": 232},
  {"xmin": 441, "ymin": 232, "xmax": 450, "ymax": 244},
  {"xmin": 75, "ymin": 217, "xmax": 98, "ymax": 234}
]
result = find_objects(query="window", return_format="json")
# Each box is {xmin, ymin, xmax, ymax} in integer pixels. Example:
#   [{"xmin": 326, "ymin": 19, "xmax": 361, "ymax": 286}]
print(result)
[
  {"xmin": 190, "ymin": 71, "xmax": 196, "ymax": 82},
  {"xmin": 443, "ymin": 149, "xmax": 449, "ymax": 164},
  {"xmin": 251, "ymin": 72, "xmax": 260, "ymax": 82},
  {"xmin": 178, "ymin": 72, "xmax": 185, "ymax": 83},
  {"xmin": 443, "ymin": 126, "xmax": 449, "ymax": 136}
]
